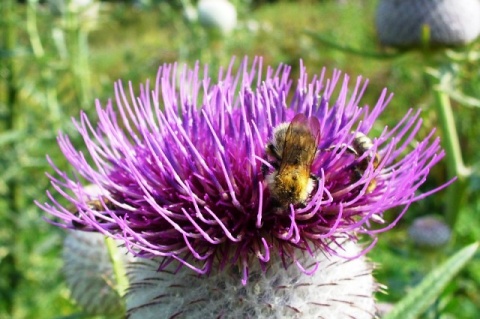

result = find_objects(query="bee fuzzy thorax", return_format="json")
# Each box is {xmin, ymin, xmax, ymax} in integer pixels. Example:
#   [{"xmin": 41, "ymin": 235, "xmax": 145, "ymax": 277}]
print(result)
[{"xmin": 264, "ymin": 114, "xmax": 320, "ymax": 207}]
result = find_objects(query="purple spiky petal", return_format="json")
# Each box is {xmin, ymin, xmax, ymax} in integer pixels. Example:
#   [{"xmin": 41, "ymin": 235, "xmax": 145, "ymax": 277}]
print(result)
[{"xmin": 37, "ymin": 57, "xmax": 450, "ymax": 284}]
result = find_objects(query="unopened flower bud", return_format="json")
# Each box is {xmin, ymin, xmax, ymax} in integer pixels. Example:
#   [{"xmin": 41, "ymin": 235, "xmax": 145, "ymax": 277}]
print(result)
[
  {"xmin": 408, "ymin": 215, "xmax": 451, "ymax": 248},
  {"xmin": 198, "ymin": 0, "xmax": 237, "ymax": 34},
  {"xmin": 376, "ymin": 0, "xmax": 480, "ymax": 47}
]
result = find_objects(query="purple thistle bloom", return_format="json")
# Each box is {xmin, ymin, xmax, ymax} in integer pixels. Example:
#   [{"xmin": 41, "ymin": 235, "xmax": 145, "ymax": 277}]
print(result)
[{"xmin": 38, "ymin": 57, "xmax": 448, "ymax": 284}]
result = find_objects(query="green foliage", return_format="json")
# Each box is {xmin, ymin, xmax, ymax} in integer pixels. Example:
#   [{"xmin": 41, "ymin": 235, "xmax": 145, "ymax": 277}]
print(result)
[
  {"xmin": 384, "ymin": 242, "xmax": 478, "ymax": 319},
  {"xmin": 1, "ymin": 0, "xmax": 479, "ymax": 318}
]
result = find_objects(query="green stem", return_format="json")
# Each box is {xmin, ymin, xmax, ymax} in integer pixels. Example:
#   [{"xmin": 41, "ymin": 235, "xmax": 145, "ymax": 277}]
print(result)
[
  {"xmin": 76, "ymin": 29, "xmax": 92, "ymax": 108},
  {"xmin": 432, "ymin": 87, "xmax": 470, "ymax": 228},
  {"xmin": 64, "ymin": 7, "xmax": 92, "ymax": 110},
  {"xmin": 1, "ymin": 0, "xmax": 21, "ymax": 315},
  {"xmin": 27, "ymin": 0, "xmax": 62, "ymax": 126},
  {"xmin": 104, "ymin": 237, "xmax": 129, "ymax": 299},
  {"xmin": 305, "ymin": 30, "xmax": 402, "ymax": 60},
  {"xmin": 26, "ymin": 0, "xmax": 44, "ymax": 58}
]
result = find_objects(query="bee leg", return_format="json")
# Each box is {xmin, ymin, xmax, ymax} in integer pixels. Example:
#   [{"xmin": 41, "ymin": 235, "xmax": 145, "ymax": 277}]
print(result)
[
  {"xmin": 323, "ymin": 143, "xmax": 358, "ymax": 155},
  {"xmin": 261, "ymin": 161, "xmax": 279, "ymax": 177},
  {"xmin": 261, "ymin": 163, "xmax": 269, "ymax": 176},
  {"xmin": 345, "ymin": 145, "xmax": 358, "ymax": 156},
  {"xmin": 322, "ymin": 144, "xmax": 358, "ymax": 163},
  {"xmin": 266, "ymin": 143, "xmax": 282, "ymax": 161},
  {"xmin": 306, "ymin": 173, "xmax": 319, "ymax": 203},
  {"xmin": 269, "ymin": 197, "xmax": 283, "ymax": 210},
  {"xmin": 351, "ymin": 166, "xmax": 363, "ymax": 182},
  {"xmin": 72, "ymin": 219, "xmax": 87, "ymax": 229}
]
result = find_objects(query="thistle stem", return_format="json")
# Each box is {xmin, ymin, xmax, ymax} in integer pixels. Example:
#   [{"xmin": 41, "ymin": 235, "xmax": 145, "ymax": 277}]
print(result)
[
  {"xmin": 1, "ymin": 0, "xmax": 20, "ymax": 315},
  {"xmin": 105, "ymin": 237, "xmax": 129, "ymax": 299},
  {"xmin": 432, "ymin": 85, "xmax": 470, "ymax": 228},
  {"xmin": 26, "ymin": 0, "xmax": 44, "ymax": 58},
  {"xmin": 27, "ymin": 0, "xmax": 62, "ymax": 126}
]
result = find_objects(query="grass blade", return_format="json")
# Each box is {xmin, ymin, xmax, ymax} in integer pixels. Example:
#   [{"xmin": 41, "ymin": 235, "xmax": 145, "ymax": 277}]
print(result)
[{"xmin": 384, "ymin": 242, "xmax": 479, "ymax": 319}]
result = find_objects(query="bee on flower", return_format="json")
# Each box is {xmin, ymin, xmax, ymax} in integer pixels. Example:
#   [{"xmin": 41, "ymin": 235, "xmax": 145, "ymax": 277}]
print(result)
[
  {"xmin": 264, "ymin": 114, "xmax": 320, "ymax": 208},
  {"xmin": 37, "ymin": 57, "xmax": 449, "ymax": 319}
]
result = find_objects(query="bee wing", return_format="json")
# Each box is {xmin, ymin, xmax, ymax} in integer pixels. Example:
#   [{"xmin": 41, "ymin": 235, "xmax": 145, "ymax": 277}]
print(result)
[
  {"xmin": 279, "ymin": 114, "xmax": 320, "ymax": 173},
  {"xmin": 307, "ymin": 115, "xmax": 321, "ymax": 146}
]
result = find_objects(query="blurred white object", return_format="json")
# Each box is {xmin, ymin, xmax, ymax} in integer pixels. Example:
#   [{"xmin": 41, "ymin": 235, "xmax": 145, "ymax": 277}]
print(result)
[
  {"xmin": 198, "ymin": 0, "xmax": 237, "ymax": 34},
  {"xmin": 126, "ymin": 240, "xmax": 378, "ymax": 319},
  {"xmin": 376, "ymin": 0, "xmax": 480, "ymax": 47},
  {"xmin": 49, "ymin": 0, "xmax": 96, "ymax": 13},
  {"xmin": 183, "ymin": 3, "xmax": 199, "ymax": 24},
  {"xmin": 48, "ymin": 0, "xmax": 100, "ymax": 27}
]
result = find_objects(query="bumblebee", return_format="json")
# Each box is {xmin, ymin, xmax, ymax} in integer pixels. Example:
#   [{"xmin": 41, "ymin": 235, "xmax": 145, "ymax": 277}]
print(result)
[
  {"xmin": 264, "ymin": 114, "xmax": 320, "ymax": 207},
  {"xmin": 346, "ymin": 132, "xmax": 380, "ymax": 193},
  {"xmin": 323, "ymin": 131, "xmax": 380, "ymax": 193}
]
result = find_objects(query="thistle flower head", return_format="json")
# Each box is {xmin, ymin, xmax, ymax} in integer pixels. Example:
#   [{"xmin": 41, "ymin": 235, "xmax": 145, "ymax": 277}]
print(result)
[{"xmin": 38, "ymin": 57, "xmax": 448, "ymax": 284}]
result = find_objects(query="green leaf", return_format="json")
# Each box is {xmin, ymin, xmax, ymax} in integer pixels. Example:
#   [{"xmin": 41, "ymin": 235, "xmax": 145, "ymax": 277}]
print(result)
[
  {"xmin": 444, "ymin": 89, "xmax": 480, "ymax": 108},
  {"xmin": 0, "ymin": 130, "xmax": 25, "ymax": 146},
  {"xmin": 384, "ymin": 242, "xmax": 479, "ymax": 319},
  {"xmin": 305, "ymin": 30, "xmax": 403, "ymax": 60}
]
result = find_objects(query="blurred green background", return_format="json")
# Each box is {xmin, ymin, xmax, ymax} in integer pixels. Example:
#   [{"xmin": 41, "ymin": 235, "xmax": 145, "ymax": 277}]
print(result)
[{"xmin": 1, "ymin": 0, "xmax": 479, "ymax": 318}]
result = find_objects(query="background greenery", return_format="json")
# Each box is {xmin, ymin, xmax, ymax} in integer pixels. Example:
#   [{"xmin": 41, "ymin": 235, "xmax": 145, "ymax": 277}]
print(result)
[{"xmin": 1, "ymin": 0, "xmax": 479, "ymax": 318}]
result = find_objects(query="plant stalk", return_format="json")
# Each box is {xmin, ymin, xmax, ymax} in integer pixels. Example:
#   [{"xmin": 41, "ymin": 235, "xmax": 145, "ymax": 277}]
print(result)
[
  {"xmin": 432, "ymin": 87, "xmax": 469, "ymax": 228},
  {"xmin": 105, "ymin": 237, "xmax": 129, "ymax": 301},
  {"xmin": 1, "ymin": 0, "xmax": 21, "ymax": 315}
]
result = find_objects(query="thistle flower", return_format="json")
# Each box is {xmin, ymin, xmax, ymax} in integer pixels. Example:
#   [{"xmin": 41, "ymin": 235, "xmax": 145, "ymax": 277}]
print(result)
[{"xmin": 38, "ymin": 57, "xmax": 448, "ymax": 289}]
